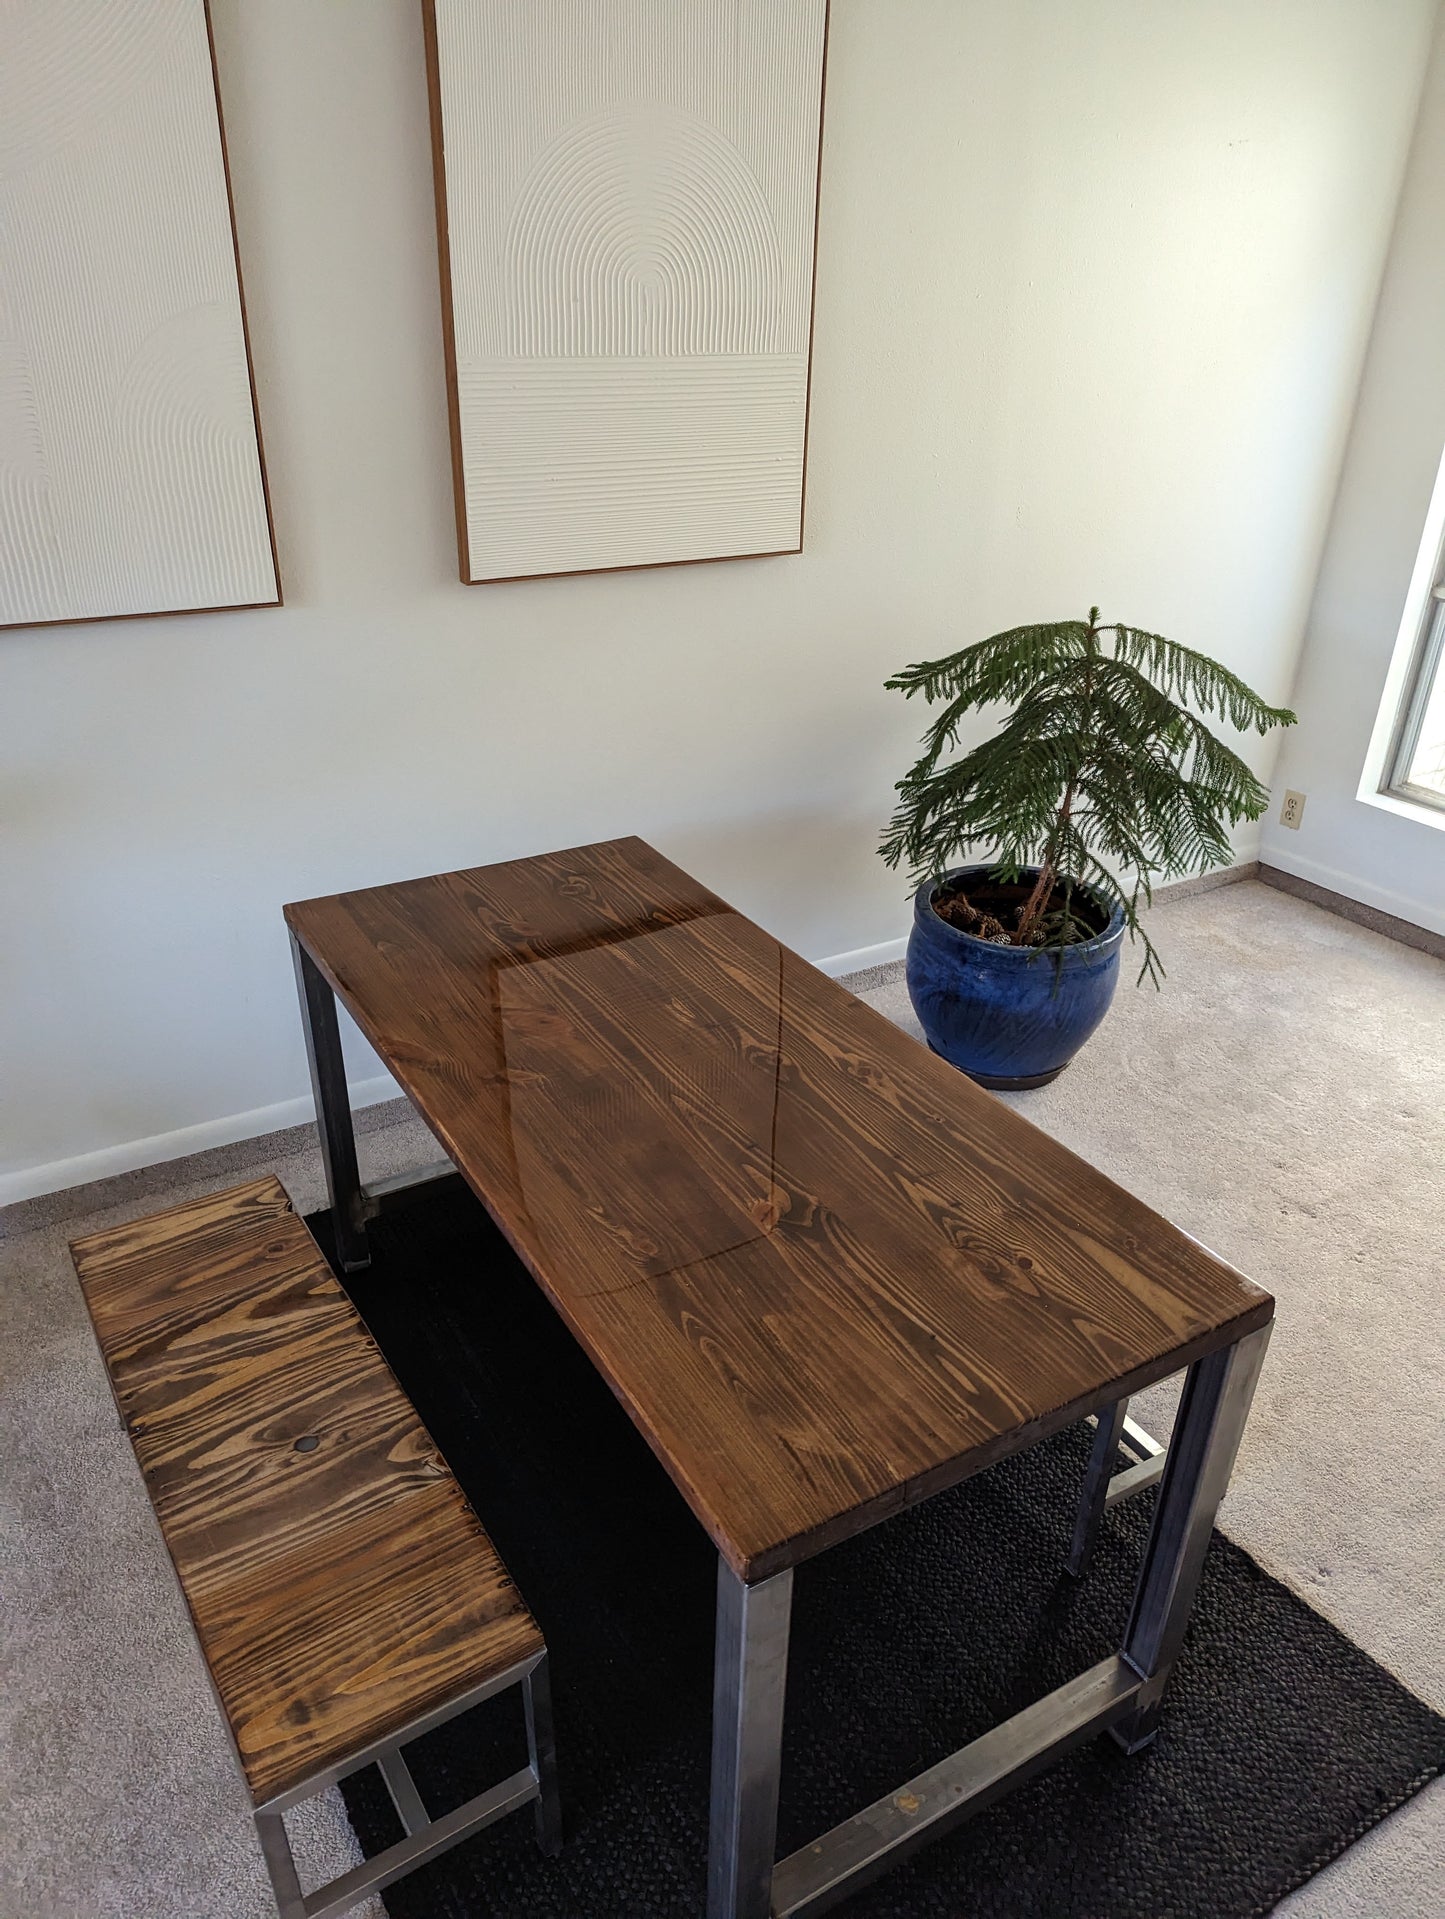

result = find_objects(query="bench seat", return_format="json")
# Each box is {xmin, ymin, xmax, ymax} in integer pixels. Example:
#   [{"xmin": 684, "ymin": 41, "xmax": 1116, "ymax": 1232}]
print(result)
[{"xmin": 71, "ymin": 1174, "xmax": 560, "ymax": 1916}]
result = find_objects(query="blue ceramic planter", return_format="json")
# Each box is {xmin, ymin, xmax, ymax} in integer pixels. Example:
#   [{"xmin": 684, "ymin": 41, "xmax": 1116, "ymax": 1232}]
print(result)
[{"xmin": 906, "ymin": 865, "xmax": 1125, "ymax": 1089}]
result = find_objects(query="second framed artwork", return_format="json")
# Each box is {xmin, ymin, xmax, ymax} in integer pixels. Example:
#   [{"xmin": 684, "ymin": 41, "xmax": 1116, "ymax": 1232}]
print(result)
[{"xmin": 423, "ymin": 0, "xmax": 828, "ymax": 584}]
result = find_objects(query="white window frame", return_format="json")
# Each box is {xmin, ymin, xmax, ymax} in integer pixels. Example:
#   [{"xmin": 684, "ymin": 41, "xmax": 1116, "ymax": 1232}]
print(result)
[
  {"xmin": 1383, "ymin": 586, "xmax": 1445, "ymax": 810},
  {"xmin": 1359, "ymin": 437, "xmax": 1445, "ymax": 828}
]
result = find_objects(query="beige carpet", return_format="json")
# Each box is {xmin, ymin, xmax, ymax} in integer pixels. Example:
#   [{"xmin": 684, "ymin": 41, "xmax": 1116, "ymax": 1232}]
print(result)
[{"xmin": 1, "ymin": 879, "xmax": 1440, "ymax": 1916}]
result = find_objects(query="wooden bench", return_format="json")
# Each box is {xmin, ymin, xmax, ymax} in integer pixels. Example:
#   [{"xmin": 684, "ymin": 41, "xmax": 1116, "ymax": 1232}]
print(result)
[{"xmin": 70, "ymin": 1175, "xmax": 561, "ymax": 1919}]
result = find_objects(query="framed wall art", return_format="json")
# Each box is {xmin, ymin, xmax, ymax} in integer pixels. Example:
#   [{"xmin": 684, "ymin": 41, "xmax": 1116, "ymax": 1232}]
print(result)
[
  {"xmin": 424, "ymin": 0, "xmax": 828, "ymax": 583},
  {"xmin": 0, "ymin": 0, "xmax": 278, "ymax": 629}
]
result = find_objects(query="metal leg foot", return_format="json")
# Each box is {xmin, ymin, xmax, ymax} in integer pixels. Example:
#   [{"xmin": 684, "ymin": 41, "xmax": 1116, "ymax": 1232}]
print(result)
[
  {"xmin": 1111, "ymin": 1322, "xmax": 1272, "ymax": 1752},
  {"xmin": 708, "ymin": 1560, "xmax": 793, "ymax": 1919},
  {"xmin": 290, "ymin": 931, "xmax": 369, "ymax": 1271},
  {"xmin": 524, "ymin": 1654, "xmax": 563, "ymax": 1856},
  {"xmin": 1069, "ymin": 1396, "xmax": 1127, "ymax": 1575},
  {"xmin": 1111, "ymin": 1705, "xmax": 1161, "ymax": 1755}
]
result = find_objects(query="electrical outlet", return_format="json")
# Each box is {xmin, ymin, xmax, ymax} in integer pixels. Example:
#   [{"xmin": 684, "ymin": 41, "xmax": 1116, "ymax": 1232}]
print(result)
[{"xmin": 1280, "ymin": 789, "xmax": 1306, "ymax": 830}]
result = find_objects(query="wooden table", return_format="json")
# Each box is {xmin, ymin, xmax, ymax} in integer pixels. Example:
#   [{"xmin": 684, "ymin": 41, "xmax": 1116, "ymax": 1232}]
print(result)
[{"xmin": 285, "ymin": 837, "xmax": 1273, "ymax": 1918}]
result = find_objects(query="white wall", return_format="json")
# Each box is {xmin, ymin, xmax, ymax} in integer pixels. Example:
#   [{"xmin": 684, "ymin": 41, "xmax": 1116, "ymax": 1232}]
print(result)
[
  {"xmin": 1, "ymin": 0, "xmax": 1433, "ymax": 1201},
  {"xmin": 1260, "ymin": 6, "xmax": 1445, "ymax": 932}
]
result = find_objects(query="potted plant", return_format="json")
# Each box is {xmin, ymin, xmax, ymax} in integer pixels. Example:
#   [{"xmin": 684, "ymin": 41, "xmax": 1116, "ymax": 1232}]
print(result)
[{"xmin": 879, "ymin": 608, "xmax": 1295, "ymax": 1088}]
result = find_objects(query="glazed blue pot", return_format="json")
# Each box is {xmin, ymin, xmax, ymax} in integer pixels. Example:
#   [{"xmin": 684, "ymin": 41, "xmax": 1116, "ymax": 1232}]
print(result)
[{"xmin": 906, "ymin": 865, "xmax": 1125, "ymax": 1089}]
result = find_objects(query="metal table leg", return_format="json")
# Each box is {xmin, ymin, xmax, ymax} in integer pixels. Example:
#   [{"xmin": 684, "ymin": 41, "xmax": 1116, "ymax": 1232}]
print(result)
[
  {"xmin": 763, "ymin": 1320, "xmax": 1272, "ymax": 1918},
  {"xmin": 290, "ymin": 930, "xmax": 369, "ymax": 1272},
  {"xmin": 1069, "ymin": 1395, "xmax": 1127, "ymax": 1574},
  {"xmin": 1071, "ymin": 1402, "xmax": 1170, "ymax": 1575},
  {"xmin": 1112, "ymin": 1320, "xmax": 1272, "ymax": 1752},
  {"xmin": 708, "ymin": 1560, "xmax": 794, "ymax": 1919}
]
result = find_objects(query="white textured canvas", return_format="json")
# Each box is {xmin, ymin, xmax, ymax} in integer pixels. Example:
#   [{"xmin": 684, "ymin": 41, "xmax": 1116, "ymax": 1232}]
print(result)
[
  {"xmin": 0, "ymin": 0, "xmax": 277, "ymax": 627},
  {"xmin": 430, "ymin": 0, "xmax": 827, "ymax": 581}
]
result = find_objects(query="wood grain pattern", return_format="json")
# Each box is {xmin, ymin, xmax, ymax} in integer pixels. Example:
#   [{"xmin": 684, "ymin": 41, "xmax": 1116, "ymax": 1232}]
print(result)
[
  {"xmin": 70, "ymin": 1177, "xmax": 542, "ymax": 1807},
  {"xmin": 286, "ymin": 839, "xmax": 1274, "ymax": 1583}
]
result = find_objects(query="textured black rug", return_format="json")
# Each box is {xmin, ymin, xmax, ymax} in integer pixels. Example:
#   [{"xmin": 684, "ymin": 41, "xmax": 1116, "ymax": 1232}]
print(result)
[{"xmin": 311, "ymin": 1186, "xmax": 1444, "ymax": 1918}]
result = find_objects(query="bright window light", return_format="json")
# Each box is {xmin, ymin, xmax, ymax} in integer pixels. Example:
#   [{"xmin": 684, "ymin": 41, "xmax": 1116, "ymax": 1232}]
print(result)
[
  {"xmin": 1361, "ymin": 435, "xmax": 1445, "ymax": 825},
  {"xmin": 1386, "ymin": 586, "xmax": 1445, "ymax": 807}
]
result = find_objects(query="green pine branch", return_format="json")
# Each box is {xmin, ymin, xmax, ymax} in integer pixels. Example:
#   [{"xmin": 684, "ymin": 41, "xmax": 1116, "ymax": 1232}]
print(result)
[{"xmin": 880, "ymin": 606, "xmax": 1297, "ymax": 985}]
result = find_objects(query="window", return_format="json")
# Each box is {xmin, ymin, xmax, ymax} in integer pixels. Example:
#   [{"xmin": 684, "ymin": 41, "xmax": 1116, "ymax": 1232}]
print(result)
[
  {"xmin": 1364, "ymin": 434, "xmax": 1445, "ymax": 824},
  {"xmin": 1384, "ymin": 582, "xmax": 1445, "ymax": 809}
]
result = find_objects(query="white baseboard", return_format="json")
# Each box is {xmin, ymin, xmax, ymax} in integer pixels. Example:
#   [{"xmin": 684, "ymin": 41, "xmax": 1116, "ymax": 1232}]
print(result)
[
  {"xmin": 3, "ymin": 935, "xmax": 907, "ymax": 1209},
  {"xmin": 0, "ymin": 1072, "xmax": 401, "ymax": 1210},
  {"xmin": 4, "ymin": 864, "xmax": 1275, "ymax": 1211},
  {"xmin": 812, "ymin": 935, "xmax": 908, "ymax": 979},
  {"xmin": 4, "ymin": 944, "xmax": 909, "ymax": 1207},
  {"xmin": 1257, "ymin": 846, "xmax": 1445, "ymax": 938},
  {"xmin": 6, "ymin": 870, "xmax": 1285, "ymax": 1212}
]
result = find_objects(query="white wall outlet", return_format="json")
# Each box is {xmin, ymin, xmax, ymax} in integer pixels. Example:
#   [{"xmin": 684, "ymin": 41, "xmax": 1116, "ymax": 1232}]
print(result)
[{"xmin": 1280, "ymin": 789, "xmax": 1306, "ymax": 830}]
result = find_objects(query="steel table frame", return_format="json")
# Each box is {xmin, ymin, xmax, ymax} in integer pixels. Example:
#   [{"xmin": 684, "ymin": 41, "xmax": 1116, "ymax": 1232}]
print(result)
[
  {"xmin": 1069, "ymin": 1401, "xmax": 1170, "ymax": 1575},
  {"xmin": 291, "ymin": 931, "xmax": 1270, "ymax": 1919},
  {"xmin": 291, "ymin": 933, "xmax": 461, "ymax": 1268},
  {"xmin": 721, "ymin": 1320, "xmax": 1269, "ymax": 1918}
]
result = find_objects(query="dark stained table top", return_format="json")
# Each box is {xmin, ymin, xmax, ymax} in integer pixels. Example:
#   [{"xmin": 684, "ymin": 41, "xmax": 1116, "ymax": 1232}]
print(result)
[{"xmin": 286, "ymin": 837, "xmax": 1273, "ymax": 1582}]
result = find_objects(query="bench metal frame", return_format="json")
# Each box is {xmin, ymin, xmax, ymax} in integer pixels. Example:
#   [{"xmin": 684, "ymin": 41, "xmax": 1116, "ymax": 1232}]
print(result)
[{"xmin": 252, "ymin": 1648, "xmax": 562, "ymax": 1919}]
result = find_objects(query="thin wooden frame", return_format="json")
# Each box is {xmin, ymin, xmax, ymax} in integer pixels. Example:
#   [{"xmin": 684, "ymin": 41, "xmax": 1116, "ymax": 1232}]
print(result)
[
  {"xmin": 0, "ymin": 0, "xmax": 280, "ymax": 633},
  {"xmin": 421, "ymin": 0, "xmax": 830, "ymax": 586}
]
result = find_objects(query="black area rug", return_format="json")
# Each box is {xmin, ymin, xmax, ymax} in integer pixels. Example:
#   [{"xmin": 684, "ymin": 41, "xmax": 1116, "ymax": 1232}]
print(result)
[{"xmin": 311, "ymin": 1186, "xmax": 1445, "ymax": 1918}]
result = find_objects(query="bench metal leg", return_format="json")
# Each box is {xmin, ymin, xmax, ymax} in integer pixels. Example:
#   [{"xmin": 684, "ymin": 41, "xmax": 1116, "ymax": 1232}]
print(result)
[
  {"xmin": 708, "ymin": 1560, "xmax": 794, "ymax": 1919},
  {"xmin": 290, "ymin": 932, "xmax": 369, "ymax": 1272},
  {"xmin": 256, "ymin": 1767, "xmax": 539, "ymax": 1919},
  {"xmin": 254, "ymin": 1808, "xmax": 307, "ymax": 1919},
  {"xmin": 524, "ymin": 1652, "xmax": 564, "ymax": 1855},
  {"xmin": 251, "ymin": 1649, "xmax": 561, "ymax": 1918},
  {"xmin": 1111, "ymin": 1320, "xmax": 1271, "ymax": 1752}
]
